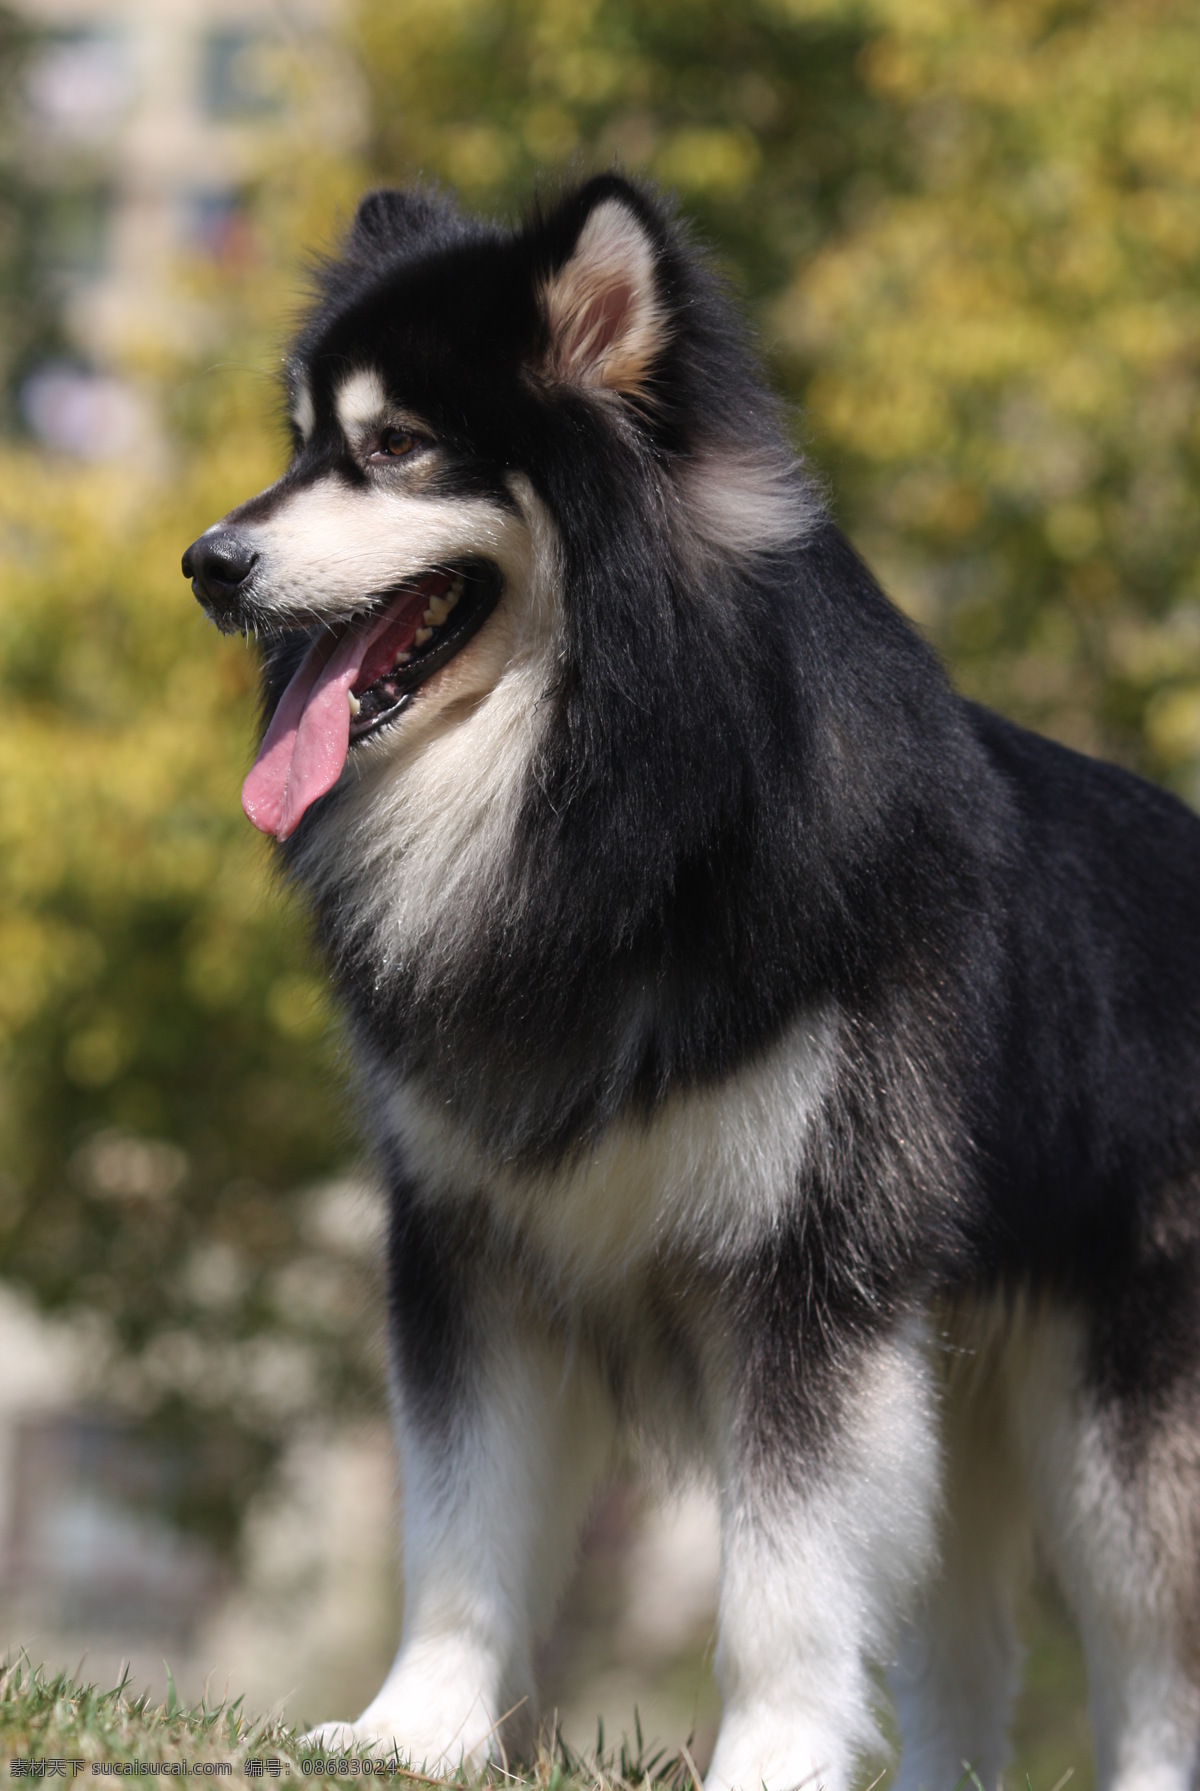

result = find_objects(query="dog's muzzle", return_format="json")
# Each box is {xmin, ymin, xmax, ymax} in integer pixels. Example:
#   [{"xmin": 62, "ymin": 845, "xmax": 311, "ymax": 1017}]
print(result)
[{"xmin": 182, "ymin": 527, "xmax": 259, "ymax": 631}]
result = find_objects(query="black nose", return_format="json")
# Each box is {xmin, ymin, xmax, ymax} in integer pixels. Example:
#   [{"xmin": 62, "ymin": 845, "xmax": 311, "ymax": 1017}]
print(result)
[{"xmin": 182, "ymin": 528, "xmax": 259, "ymax": 625}]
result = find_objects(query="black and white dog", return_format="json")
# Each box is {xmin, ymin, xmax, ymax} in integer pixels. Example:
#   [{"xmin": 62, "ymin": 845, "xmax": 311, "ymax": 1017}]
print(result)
[{"xmin": 183, "ymin": 175, "xmax": 1200, "ymax": 1791}]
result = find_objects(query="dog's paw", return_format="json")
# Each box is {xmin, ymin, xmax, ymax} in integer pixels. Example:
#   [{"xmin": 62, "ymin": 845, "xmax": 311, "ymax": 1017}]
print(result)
[
  {"xmin": 302, "ymin": 1647, "xmax": 525, "ymax": 1774},
  {"xmin": 299, "ymin": 1720, "xmax": 415, "ymax": 1765},
  {"xmin": 298, "ymin": 1718, "xmax": 473, "ymax": 1774},
  {"xmin": 299, "ymin": 1722, "xmax": 377, "ymax": 1756}
]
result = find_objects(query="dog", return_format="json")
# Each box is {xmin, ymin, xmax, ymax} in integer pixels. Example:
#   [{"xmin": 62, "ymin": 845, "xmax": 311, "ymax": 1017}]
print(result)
[{"xmin": 182, "ymin": 173, "xmax": 1200, "ymax": 1791}]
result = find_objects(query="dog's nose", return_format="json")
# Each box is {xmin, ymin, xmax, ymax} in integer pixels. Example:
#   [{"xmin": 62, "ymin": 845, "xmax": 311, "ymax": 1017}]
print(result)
[{"xmin": 182, "ymin": 528, "xmax": 259, "ymax": 625}]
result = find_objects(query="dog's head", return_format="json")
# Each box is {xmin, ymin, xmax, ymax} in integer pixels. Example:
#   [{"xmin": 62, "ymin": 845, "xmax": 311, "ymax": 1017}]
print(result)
[{"xmin": 184, "ymin": 174, "xmax": 813, "ymax": 849}]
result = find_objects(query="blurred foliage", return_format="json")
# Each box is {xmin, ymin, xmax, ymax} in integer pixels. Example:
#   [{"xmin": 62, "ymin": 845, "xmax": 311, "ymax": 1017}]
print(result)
[
  {"xmin": 355, "ymin": 0, "xmax": 890, "ymax": 301},
  {"xmin": 0, "ymin": 0, "xmax": 1199, "ymax": 1548},
  {"xmin": 776, "ymin": 0, "xmax": 1200, "ymax": 791}
]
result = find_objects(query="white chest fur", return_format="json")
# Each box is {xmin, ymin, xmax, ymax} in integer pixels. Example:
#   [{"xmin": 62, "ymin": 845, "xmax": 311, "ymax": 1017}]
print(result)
[{"xmin": 369, "ymin": 1011, "xmax": 837, "ymax": 1294}]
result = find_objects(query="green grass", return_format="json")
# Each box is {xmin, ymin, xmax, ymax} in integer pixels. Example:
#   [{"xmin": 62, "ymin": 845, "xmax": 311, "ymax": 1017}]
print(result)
[
  {"xmin": 0, "ymin": 1598, "xmax": 1095, "ymax": 1791},
  {"xmin": 0, "ymin": 1658, "xmax": 696, "ymax": 1791},
  {"xmin": 0, "ymin": 1655, "xmax": 301, "ymax": 1778}
]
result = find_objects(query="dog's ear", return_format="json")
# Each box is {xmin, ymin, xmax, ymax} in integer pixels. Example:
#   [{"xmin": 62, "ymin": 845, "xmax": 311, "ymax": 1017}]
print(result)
[
  {"xmin": 347, "ymin": 187, "xmax": 461, "ymax": 261},
  {"xmin": 534, "ymin": 188, "xmax": 668, "ymax": 400}
]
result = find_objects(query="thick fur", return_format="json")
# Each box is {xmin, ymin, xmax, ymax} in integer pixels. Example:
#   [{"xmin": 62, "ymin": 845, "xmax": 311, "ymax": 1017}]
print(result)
[{"xmin": 186, "ymin": 175, "xmax": 1200, "ymax": 1789}]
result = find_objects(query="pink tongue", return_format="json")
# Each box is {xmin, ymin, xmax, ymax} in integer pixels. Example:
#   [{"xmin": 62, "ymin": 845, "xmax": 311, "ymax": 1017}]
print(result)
[{"xmin": 242, "ymin": 594, "xmax": 426, "ymax": 841}]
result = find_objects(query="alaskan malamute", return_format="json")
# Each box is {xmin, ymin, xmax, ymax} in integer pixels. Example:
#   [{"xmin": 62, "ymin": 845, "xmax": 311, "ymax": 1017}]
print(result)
[{"xmin": 184, "ymin": 175, "xmax": 1200, "ymax": 1790}]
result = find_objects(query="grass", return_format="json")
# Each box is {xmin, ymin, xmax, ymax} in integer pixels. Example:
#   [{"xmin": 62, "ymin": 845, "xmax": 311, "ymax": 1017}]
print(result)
[
  {"xmin": 0, "ymin": 1657, "xmax": 698, "ymax": 1791},
  {"xmin": 0, "ymin": 1654, "xmax": 300, "ymax": 1778},
  {"xmin": 0, "ymin": 1592, "xmax": 1094, "ymax": 1791}
]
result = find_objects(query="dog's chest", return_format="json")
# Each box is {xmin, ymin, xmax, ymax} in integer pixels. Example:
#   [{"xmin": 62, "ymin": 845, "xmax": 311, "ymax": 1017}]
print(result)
[{"xmin": 370, "ymin": 1012, "xmax": 835, "ymax": 1293}]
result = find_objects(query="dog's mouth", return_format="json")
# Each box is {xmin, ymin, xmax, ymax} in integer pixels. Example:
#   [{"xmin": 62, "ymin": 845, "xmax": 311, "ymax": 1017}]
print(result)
[
  {"xmin": 347, "ymin": 560, "xmax": 501, "ymax": 741},
  {"xmin": 242, "ymin": 559, "xmax": 502, "ymax": 843}
]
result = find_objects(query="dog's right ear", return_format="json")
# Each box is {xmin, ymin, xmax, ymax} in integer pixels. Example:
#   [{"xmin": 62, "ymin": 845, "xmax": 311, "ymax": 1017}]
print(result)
[{"xmin": 347, "ymin": 187, "xmax": 461, "ymax": 261}]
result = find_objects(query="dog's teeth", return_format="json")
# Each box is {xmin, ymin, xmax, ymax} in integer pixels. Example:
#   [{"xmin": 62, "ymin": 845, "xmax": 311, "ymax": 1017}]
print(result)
[
  {"xmin": 425, "ymin": 595, "xmax": 452, "ymax": 625},
  {"xmin": 394, "ymin": 650, "xmax": 412, "ymax": 666},
  {"xmin": 446, "ymin": 579, "xmax": 463, "ymax": 608},
  {"xmin": 347, "ymin": 691, "xmax": 361, "ymax": 717},
  {"xmin": 415, "ymin": 626, "xmax": 433, "ymax": 646}
]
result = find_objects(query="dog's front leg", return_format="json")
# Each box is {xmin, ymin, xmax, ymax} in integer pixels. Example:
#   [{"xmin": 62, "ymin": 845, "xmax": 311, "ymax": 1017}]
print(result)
[
  {"xmin": 311, "ymin": 1203, "xmax": 616, "ymax": 1769},
  {"xmin": 705, "ymin": 1315, "xmax": 940, "ymax": 1791}
]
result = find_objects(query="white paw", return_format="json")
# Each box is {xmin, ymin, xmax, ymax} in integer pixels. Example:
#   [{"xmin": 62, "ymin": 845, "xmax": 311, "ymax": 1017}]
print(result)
[
  {"xmin": 302, "ymin": 1642, "xmax": 522, "ymax": 1774},
  {"xmin": 299, "ymin": 1720, "xmax": 400, "ymax": 1760},
  {"xmin": 706, "ymin": 1722, "xmax": 845, "ymax": 1791},
  {"xmin": 298, "ymin": 1715, "xmax": 478, "ymax": 1774}
]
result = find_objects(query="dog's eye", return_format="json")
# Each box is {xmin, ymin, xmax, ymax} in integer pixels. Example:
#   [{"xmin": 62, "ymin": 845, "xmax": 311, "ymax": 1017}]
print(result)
[{"xmin": 381, "ymin": 429, "xmax": 422, "ymax": 458}]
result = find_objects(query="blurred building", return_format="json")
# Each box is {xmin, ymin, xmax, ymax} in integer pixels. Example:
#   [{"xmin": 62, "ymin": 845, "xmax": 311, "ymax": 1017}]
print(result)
[{"xmin": 8, "ymin": 0, "xmax": 359, "ymax": 455}]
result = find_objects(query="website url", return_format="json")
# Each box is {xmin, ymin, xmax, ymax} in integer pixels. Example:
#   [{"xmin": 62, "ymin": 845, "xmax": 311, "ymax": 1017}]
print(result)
[{"xmin": 90, "ymin": 1766, "xmax": 232, "ymax": 1777}]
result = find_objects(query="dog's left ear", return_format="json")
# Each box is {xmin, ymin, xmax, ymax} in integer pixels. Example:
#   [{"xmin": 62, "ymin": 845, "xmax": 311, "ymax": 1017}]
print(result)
[
  {"xmin": 534, "ymin": 190, "xmax": 667, "ymax": 400},
  {"xmin": 348, "ymin": 186, "xmax": 463, "ymax": 261}
]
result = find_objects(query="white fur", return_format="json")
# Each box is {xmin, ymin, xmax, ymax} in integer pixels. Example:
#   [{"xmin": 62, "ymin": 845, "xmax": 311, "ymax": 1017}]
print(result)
[
  {"xmin": 238, "ymin": 478, "xmax": 526, "ymax": 619},
  {"xmin": 680, "ymin": 450, "xmax": 822, "ymax": 559},
  {"xmin": 292, "ymin": 376, "xmax": 315, "ymax": 443},
  {"xmin": 378, "ymin": 1009, "xmax": 836, "ymax": 1294},
  {"xmin": 707, "ymin": 1318, "xmax": 941, "ymax": 1791},
  {"xmin": 310, "ymin": 1330, "xmax": 617, "ymax": 1768},
  {"xmin": 538, "ymin": 199, "xmax": 667, "ymax": 397},
  {"xmin": 335, "ymin": 367, "xmax": 388, "ymax": 435},
  {"xmin": 290, "ymin": 475, "xmax": 561, "ymax": 957}
]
